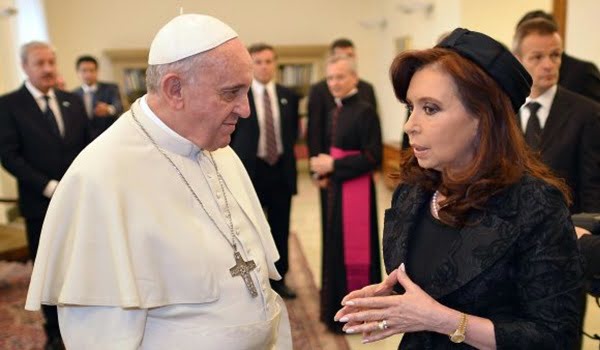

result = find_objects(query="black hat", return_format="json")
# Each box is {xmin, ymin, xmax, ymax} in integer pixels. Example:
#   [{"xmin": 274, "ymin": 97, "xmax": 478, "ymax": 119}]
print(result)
[{"xmin": 436, "ymin": 28, "xmax": 532, "ymax": 113}]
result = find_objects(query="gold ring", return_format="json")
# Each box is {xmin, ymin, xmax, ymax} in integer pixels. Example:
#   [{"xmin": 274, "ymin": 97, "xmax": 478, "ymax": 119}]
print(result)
[{"xmin": 378, "ymin": 320, "xmax": 388, "ymax": 330}]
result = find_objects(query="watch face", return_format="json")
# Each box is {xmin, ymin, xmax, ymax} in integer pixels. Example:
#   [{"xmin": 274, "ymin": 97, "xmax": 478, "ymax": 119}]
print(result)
[{"xmin": 450, "ymin": 333, "xmax": 465, "ymax": 343}]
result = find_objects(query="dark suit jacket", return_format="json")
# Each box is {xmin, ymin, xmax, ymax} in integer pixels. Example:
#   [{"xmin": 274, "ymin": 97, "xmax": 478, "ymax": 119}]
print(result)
[
  {"xmin": 383, "ymin": 176, "xmax": 583, "ymax": 349},
  {"xmin": 0, "ymin": 85, "xmax": 90, "ymax": 219},
  {"xmin": 230, "ymin": 84, "xmax": 299, "ymax": 194},
  {"xmin": 307, "ymin": 79, "xmax": 377, "ymax": 157},
  {"xmin": 559, "ymin": 53, "xmax": 600, "ymax": 103},
  {"xmin": 73, "ymin": 82, "xmax": 123, "ymax": 139},
  {"xmin": 519, "ymin": 87, "xmax": 600, "ymax": 214}
]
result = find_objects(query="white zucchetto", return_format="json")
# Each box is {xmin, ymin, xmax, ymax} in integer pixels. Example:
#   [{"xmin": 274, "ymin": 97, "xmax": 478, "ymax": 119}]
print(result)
[{"xmin": 148, "ymin": 14, "xmax": 238, "ymax": 65}]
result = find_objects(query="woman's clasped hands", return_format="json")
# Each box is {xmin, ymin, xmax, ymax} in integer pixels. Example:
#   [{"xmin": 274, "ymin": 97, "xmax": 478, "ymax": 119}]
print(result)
[{"xmin": 334, "ymin": 263, "xmax": 447, "ymax": 344}]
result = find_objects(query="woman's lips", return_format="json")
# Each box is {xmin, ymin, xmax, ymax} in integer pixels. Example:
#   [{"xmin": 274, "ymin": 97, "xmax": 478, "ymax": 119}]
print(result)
[{"xmin": 411, "ymin": 145, "xmax": 429, "ymax": 157}]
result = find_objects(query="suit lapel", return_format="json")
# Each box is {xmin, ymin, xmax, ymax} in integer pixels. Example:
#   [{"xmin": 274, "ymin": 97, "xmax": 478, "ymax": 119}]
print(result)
[
  {"xmin": 18, "ymin": 86, "xmax": 62, "ymax": 140},
  {"xmin": 247, "ymin": 89, "xmax": 259, "ymax": 130},
  {"xmin": 73, "ymin": 87, "xmax": 84, "ymax": 99},
  {"xmin": 383, "ymin": 185, "xmax": 429, "ymax": 276},
  {"xmin": 56, "ymin": 91, "xmax": 72, "ymax": 142},
  {"xmin": 17, "ymin": 85, "xmax": 45, "ymax": 118},
  {"xmin": 93, "ymin": 86, "xmax": 100, "ymax": 106},
  {"xmin": 428, "ymin": 208, "xmax": 519, "ymax": 299},
  {"xmin": 540, "ymin": 88, "xmax": 570, "ymax": 151},
  {"xmin": 276, "ymin": 85, "xmax": 288, "ymax": 137}
]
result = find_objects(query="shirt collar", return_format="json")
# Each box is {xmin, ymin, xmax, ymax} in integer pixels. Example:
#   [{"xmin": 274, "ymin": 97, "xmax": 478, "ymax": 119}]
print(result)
[
  {"xmin": 25, "ymin": 80, "xmax": 56, "ymax": 100},
  {"xmin": 524, "ymin": 84, "xmax": 557, "ymax": 110},
  {"xmin": 252, "ymin": 79, "xmax": 275, "ymax": 94},
  {"xmin": 82, "ymin": 83, "xmax": 98, "ymax": 93}
]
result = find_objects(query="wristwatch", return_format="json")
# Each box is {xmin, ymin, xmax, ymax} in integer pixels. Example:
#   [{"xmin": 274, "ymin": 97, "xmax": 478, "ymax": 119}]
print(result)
[{"xmin": 449, "ymin": 313, "xmax": 467, "ymax": 343}]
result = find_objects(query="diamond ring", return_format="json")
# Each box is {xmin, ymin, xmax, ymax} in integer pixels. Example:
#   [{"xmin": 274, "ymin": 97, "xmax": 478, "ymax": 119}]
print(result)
[{"xmin": 378, "ymin": 319, "xmax": 388, "ymax": 330}]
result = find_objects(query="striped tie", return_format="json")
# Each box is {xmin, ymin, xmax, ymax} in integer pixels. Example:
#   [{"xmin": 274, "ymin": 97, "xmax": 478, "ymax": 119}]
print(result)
[{"xmin": 263, "ymin": 89, "xmax": 278, "ymax": 165}]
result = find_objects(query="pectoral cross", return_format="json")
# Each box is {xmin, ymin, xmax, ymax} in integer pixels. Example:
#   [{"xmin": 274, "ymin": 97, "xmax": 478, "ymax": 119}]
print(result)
[{"xmin": 230, "ymin": 251, "xmax": 258, "ymax": 298}]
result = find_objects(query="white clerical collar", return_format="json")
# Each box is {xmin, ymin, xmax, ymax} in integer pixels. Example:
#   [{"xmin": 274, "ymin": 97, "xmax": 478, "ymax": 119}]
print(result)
[
  {"xmin": 139, "ymin": 95, "xmax": 202, "ymax": 158},
  {"xmin": 25, "ymin": 80, "xmax": 56, "ymax": 100},
  {"xmin": 82, "ymin": 84, "xmax": 98, "ymax": 93},
  {"xmin": 334, "ymin": 88, "xmax": 358, "ymax": 106}
]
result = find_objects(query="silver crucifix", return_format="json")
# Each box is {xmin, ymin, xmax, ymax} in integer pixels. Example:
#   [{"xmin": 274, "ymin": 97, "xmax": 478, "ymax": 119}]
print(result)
[{"xmin": 230, "ymin": 251, "xmax": 258, "ymax": 297}]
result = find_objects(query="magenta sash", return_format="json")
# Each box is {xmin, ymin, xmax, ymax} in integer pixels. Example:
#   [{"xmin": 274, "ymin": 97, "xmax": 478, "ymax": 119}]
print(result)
[{"xmin": 330, "ymin": 147, "xmax": 371, "ymax": 292}]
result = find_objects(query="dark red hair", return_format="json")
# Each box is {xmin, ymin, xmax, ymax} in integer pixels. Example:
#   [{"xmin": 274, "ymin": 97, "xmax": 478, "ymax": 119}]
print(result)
[{"xmin": 390, "ymin": 48, "xmax": 570, "ymax": 227}]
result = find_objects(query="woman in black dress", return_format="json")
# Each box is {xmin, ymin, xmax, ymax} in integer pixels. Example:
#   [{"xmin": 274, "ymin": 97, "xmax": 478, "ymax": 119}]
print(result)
[{"xmin": 334, "ymin": 28, "xmax": 584, "ymax": 349}]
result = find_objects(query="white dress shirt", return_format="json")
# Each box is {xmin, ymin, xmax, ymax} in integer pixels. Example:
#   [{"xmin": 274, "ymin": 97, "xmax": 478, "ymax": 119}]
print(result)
[{"xmin": 519, "ymin": 84, "xmax": 558, "ymax": 132}]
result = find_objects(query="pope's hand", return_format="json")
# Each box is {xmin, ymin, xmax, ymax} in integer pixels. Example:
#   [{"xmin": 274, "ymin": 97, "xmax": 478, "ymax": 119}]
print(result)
[{"xmin": 335, "ymin": 263, "xmax": 444, "ymax": 344}]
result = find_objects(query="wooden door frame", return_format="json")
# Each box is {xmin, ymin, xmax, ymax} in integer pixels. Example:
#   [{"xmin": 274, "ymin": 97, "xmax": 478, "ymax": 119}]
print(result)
[{"xmin": 553, "ymin": 0, "xmax": 567, "ymax": 43}]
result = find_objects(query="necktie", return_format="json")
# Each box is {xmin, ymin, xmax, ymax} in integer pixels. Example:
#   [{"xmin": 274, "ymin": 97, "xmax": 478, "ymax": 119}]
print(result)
[
  {"xmin": 524, "ymin": 101, "xmax": 542, "ymax": 150},
  {"xmin": 263, "ymin": 89, "xmax": 278, "ymax": 165},
  {"xmin": 42, "ymin": 95, "xmax": 61, "ymax": 137}
]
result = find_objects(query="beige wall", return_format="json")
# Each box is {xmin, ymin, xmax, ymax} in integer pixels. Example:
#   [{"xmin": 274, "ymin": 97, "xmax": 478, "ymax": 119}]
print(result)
[
  {"xmin": 45, "ymin": 0, "xmax": 381, "ymax": 90},
  {"xmin": 377, "ymin": 0, "xmax": 461, "ymax": 143},
  {"xmin": 0, "ymin": 0, "xmax": 20, "ymax": 94},
  {"xmin": 566, "ymin": 0, "xmax": 600, "ymax": 67},
  {"xmin": 460, "ymin": 0, "xmax": 552, "ymax": 47},
  {"xmin": 41, "ymin": 0, "xmax": 599, "ymax": 143}
]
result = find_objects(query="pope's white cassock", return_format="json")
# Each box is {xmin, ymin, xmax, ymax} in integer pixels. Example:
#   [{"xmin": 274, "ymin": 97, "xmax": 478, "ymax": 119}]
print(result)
[{"xmin": 25, "ymin": 96, "xmax": 292, "ymax": 349}]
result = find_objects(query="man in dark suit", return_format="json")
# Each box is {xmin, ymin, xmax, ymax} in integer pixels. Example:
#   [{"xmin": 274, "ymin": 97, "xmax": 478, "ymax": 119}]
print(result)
[
  {"xmin": 0, "ymin": 41, "xmax": 90, "ymax": 350},
  {"xmin": 513, "ymin": 20, "xmax": 600, "ymax": 348},
  {"xmin": 513, "ymin": 18, "xmax": 600, "ymax": 214},
  {"xmin": 516, "ymin": 10, "xmax": 600, "ymax": 103},
  {"xmin": 230, "ymin": 43, "xmax": 299, "ymax": 299},
  {"xmin": 559, "ymin": 53, "xmax": 600, "ymax": 103},
  {"xmin": 307, "ymin": 38, "xmax": 377, "ymax": 157},
  {"xmin": 73, "ymin": 55, "xmax": 123, "ymax": 139}
]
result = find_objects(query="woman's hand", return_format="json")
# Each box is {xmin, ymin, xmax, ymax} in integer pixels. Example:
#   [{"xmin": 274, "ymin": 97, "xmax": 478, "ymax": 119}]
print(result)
[
  {"xmin": 334, "ymin": 269, "xmax": 399, "ymax": 328},
  {"xmin": 336, "ymin": 263, "xmax": 446, "ymax": 344}
]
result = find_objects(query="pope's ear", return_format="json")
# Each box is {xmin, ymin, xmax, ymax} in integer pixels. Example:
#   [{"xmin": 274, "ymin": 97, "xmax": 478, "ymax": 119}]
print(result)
[{"xmin": 160, "ymin": 73, "xmax": 184, "ymax": 109}]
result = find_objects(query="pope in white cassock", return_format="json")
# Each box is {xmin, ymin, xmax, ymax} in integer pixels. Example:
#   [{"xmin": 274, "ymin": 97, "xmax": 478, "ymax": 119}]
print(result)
[{"xmin": 25, "ymin": 13, "xmax": 292, "ymax": 349}]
